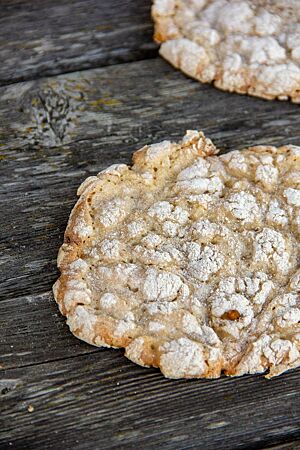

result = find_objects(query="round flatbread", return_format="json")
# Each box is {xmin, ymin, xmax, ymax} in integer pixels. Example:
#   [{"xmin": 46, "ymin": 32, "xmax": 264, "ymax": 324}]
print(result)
[
  {"xmin": 53, "ymin": 130, "xmax": 300, "ymax": 379},
  {"xmin": 152, "ymin": 0, "xmax": 300, "ymax": 102}
]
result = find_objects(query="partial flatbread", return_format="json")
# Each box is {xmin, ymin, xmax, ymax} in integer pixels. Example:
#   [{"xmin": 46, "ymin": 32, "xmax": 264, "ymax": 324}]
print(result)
[{"xmin": 152, "ymin": 0, "xmax": 300, "ymax": 102}]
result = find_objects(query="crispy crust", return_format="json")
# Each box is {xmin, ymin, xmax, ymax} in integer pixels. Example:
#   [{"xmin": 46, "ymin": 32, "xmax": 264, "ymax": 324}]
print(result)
[
  {"xmin": 152, "ymin": 0, "xmax": 300, "ymax": 103},
  {"xmin": 53, "ymin": 130, "xmax": 300, "ymax": 379}
]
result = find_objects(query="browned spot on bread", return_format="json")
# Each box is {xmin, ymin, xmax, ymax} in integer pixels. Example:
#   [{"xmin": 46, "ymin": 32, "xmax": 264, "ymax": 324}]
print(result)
[{"xmin": 221, "ymin": 310, "xmax": 241, "ymax": 321}]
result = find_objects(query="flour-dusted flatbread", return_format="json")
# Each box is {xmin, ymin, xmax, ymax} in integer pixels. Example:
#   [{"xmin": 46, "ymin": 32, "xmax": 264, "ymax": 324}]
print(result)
[
  {"xmin": 53, "ymin": 130, "xmax": 300, "ymax": 379},
  {"xmin": 152, "ymin": 0, "xmax": 300, "ymax": 102}
]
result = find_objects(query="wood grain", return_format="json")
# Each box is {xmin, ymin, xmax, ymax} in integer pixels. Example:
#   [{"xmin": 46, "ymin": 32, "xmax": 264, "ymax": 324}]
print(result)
[
  {"xmin": 1, "ymin": 352, "xmax": 300, "ymax": 449},
  {"xmin": 1, "ymin": 58, "xmax": 300, "ymax": 150},
  {"xmin": 0, "ymin": 0, "xmax": 157, "ymax": 86},
  {"xmin": 265, "ymin": 443, "xmax": 300, "ymax": 450},
  {"xmin": 0, "ymin": 291, "xmax": 97, "ymax": 370}
]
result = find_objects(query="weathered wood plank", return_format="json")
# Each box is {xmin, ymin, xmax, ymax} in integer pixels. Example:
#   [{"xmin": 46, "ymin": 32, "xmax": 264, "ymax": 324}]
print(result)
[
  {"xmin": 1, "ymin": 58, "xmax": 300, "ymax": 150},
  {"xmin": 1, "ymin": 58, "xmax": 300, "ymax": 299},
  {"xmin": 0, "ymin": 0, "xmax": 157, "ymax": 86},
  {"xmin": 1, "ymin": 353, "xmax": 299, "ymax": 449},
  {"xmin": 264, "ymin": 443, "xmax": 300, "ymax": 450},
  {"xmin": 0, "ymin": 291, "xmax": 98, "ymax": 370}
]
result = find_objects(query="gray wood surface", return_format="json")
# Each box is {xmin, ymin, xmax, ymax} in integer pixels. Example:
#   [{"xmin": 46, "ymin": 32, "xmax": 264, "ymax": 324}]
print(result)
[
  {"xmin": 1, "ymin": 1, "xmax": 300, "ymax": 449},
  {"xmin": 2, "ymin": 353, "xmax": 300, "ymax": 449},
  {"xmin": 267, "ymin": 444, "xmax": 300, "ymax": 450},
  {"xmin": 0, "ymin": 0, "xmax": 157, "ymax": 85}
]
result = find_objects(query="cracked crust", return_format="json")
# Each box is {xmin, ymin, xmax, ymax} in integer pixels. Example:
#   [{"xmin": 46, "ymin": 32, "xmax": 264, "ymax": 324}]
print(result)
[
  {"xmin": 53, "ymin": 130, "xmax": 300, "ymax": 379},
  {"xmin": 152, "ymin": 0, "xmax": 300, "ymax": 102}
]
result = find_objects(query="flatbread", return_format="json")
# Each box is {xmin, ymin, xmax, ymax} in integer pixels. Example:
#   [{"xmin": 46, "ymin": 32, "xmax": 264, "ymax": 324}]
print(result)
[
  {"xmin": 152, "ymin": 0, "xmax": 300, "ymax": 102},
  {"xmin": 53, "ymin": 130, "xmax": 300, "ymax": 378}
]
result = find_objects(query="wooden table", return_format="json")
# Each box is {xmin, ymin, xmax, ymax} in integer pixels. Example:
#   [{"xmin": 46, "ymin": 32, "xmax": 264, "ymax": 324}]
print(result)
[{"xmin": 1, "ymin": 1, "xmax": 300, "ymax": 448}]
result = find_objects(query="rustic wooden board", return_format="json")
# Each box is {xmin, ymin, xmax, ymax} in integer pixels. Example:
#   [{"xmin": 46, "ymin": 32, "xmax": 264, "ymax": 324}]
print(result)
[
  {"xmin": 1, "ymin": 2, "xmax": 300, "ymax": 447},
  {"xmin": 0, "ymin": 291, "xmax": 97, "ymax": 369},
  {"xmin": 2, "ymin": 350, "xmax": 300, "ymax": 449},
  {"xmin": 0, "ymin": 0, "xmax": 157, "ymax": 85},
  {"xmin": 1, "ymin": 58, "xmax": 300, "ymax": 150},
  {"xmin": 267, "ymin": 444, "xmax": 300, "ymax": 450}
]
